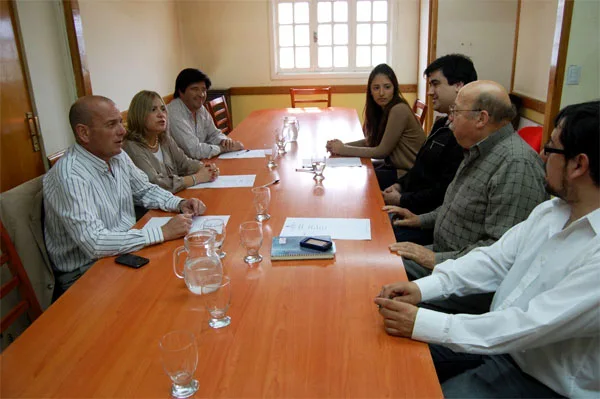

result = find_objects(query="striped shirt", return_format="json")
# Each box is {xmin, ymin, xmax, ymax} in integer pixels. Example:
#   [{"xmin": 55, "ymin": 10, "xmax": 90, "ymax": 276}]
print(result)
[
  {"xmin": 167, "ymin": 97, "xmax": 227, "ymax": 159},
  {"xmin": 419, "ymin": 123, "xmax": 548, "ymax": 264},
  {"xmin": 44, "ymin": 144, "xmax": 182, "ymax": 273}
]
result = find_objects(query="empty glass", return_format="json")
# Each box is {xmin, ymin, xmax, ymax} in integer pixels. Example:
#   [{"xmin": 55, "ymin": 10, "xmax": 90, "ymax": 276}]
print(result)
[
  {"xmin": 282, "ymin": 116, "xmax": 300, "ymax": 142},
  {"xmin": 264, "ymin": 141, "xmax": 278, "ymax": 168},
  {"xmin": 239, "ymin": 221, "xmax": 263, "ymax": 264},
  {"xmin": 275, "ymin": 129, "xmax": 287, "ymax": 155},
  {"xmin": 159, "ymin": 330, "xmax": 199, "ymax": 398},
  {"xmin": 251, "ymin": 186, "xmax": 271, "ymax": 222},
  {"xmin": 311, "ymin": 154, "xmax": 327, "ymax": 181},
  {"xmin": 201, "ymin": 274, "xmax": 231, "ymax": 329},
  {"xmin": 202, "ymin": 219, "xmax": 226, "ymax": 259}
]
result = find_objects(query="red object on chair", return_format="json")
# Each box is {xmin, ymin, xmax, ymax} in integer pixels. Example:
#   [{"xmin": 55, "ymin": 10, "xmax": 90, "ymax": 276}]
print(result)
[{"xmin": 517, "ymin": 126, "xmax": 543, "ymax": 152}]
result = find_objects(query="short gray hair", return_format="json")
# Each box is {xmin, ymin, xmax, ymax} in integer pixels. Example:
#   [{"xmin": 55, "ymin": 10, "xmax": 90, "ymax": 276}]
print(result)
[{"xmin": 472, "ymin": 92, "xmax": 516, "ymax": 124}]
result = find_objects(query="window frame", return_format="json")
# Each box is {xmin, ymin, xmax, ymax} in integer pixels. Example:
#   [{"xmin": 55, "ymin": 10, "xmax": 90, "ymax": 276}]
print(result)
[{"xmin": 268, "ymin": 0, "xmax": 395, "ymax": 80}]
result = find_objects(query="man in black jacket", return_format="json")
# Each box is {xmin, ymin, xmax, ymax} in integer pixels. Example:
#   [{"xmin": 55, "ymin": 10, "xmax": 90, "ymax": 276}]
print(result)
[{"xmin": 382, "ymin": 54, "xmax": 477, "ymax": 245}]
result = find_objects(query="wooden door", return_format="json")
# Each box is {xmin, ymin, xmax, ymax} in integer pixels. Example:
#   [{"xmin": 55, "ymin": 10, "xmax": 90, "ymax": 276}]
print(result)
[{"xmin": 0, "ymin": 0, "xmax": 45, "ymax": 193}]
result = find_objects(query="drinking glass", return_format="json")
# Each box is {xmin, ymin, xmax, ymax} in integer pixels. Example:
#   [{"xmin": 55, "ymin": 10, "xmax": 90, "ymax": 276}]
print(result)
[
  {"xmin": 201, "ymin": 274, "xmax": 231, "ymax": 329},
  {"xmin": 239, "ymin": 221, "xmax": 263, "ymax": 264},
  {"xmin": 159, "ymin": 330, "xmax": 199, "ymax": 398},
  {"xmin": 251, "ymin": 186, "xmax": 271, "ymax": 222},
  {"xmin": 282, "ymin": 116, "xmax": 300, "ymax": 142},
  {"xmin": 264, "ymin": 142, "xmax": 277, "ymax": 168},
  {"xmin": 275, "ymin": 128, "xmax": 287, "ymax": 155},
  {"xmin": 311, "ymin": 154, "xmax": 327, "ymax": 181},
  {"xmin": 202, "ymin": 219, "xmax": 226, "ymax": 259}
]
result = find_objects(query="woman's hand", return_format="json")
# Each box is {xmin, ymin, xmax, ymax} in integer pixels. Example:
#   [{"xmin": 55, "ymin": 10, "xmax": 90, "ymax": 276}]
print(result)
[
  {"xmin": 195, "ymin": 163, "xmax": 219, "ymax": 183},
  {"xmin": 326, "ymin": 139, "xmax": 344, "ymax": 154}
]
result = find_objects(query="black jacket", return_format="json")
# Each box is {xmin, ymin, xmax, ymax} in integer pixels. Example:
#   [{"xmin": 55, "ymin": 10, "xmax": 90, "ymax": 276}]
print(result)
[{"xmin": 397, "ymin": 116, "xmax": 463, "ymax": 215}]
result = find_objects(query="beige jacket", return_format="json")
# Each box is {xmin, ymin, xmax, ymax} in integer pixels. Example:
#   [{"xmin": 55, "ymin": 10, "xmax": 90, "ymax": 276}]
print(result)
[{"xmin": 123, "ymin": 134, "xmax": 202, "ymax": 193}]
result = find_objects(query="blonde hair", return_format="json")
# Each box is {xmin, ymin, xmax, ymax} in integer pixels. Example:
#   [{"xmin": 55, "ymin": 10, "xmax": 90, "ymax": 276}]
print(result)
[{"xmin": 125, "ymin": 90, "xmax": 167, "ymax": 143}]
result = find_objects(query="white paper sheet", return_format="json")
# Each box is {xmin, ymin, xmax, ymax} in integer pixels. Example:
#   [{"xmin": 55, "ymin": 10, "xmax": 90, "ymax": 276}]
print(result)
[
  {"xmin": 218, "ymin": 150, "xmax": 266, "ymax": 159},
  {"xmin": 280, "ymin": 217, "xmax": 371, "ymax": 240},
  {"xmin": 189, "ymin": 175, "xmax": 256, "ymax": 189},
  {"xmin": 142, "ymin": 215, "xmax": 231, "ymax": 233},
  {"xmin": 301, "ymin": 157, "xmax": 362, "ymax": 168}
]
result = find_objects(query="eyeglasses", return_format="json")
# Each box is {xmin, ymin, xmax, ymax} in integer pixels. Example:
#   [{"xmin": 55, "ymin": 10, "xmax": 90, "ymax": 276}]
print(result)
[
  {"xmin": 449, "ymin": 105, "xmax": 482, "ymax": 117},
  {"xmin": 542, "ymin": 145, "xmax": 566, "ymax": 156}
]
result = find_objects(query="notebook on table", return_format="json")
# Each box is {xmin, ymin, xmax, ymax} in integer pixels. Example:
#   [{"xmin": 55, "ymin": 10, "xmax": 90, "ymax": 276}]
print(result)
[{"xmin": 270, "ymin": 236, "xmax": 336, "ymax": 261}]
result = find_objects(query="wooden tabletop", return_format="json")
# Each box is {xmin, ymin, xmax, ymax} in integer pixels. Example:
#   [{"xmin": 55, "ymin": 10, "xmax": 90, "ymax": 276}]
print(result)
[{"xmin": 1, "ymin": 108, "xmax": 442, "ymax": 398}]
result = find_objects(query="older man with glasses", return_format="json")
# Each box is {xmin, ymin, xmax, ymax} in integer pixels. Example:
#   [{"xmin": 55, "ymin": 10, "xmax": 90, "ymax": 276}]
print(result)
[{"xmin": 383, "ymin": 80, "xmax": 548, "ymax": 314}]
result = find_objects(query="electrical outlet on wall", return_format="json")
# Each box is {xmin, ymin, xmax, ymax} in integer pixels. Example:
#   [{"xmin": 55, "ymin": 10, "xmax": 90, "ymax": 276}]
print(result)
[{"xmin": 566, "ymin": 65, "xmax": 582, "ymax": 85}]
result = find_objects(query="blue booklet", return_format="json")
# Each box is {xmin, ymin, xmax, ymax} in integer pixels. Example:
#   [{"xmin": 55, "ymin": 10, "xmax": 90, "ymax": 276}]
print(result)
[{"xmin": 271, "ymin": 236, "xmax": 336, "ymax": 261}]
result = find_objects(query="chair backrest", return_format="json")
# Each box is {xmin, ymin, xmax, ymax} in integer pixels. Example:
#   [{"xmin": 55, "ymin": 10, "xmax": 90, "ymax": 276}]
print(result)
[
  {"xmin": 289, "ymin": 87, "xmax": 332, "ymax": 108},
  {"xmin": 517, "ymin": 126, "xmax": 543, "ymax": 152},
  {"xmin": 0, "ymin": 220, "xmax": 43, "ymax": 335},
  {"xmin": 47, "ymin": 149, "xmax": 66, "ymax": 168},
  {"xmin": 206, "ymin": 96, "xmax": 233, "ymax": 135},
  {"xmin": 412, "ymin": 99, "xmax": 427, "ymax": 127}
]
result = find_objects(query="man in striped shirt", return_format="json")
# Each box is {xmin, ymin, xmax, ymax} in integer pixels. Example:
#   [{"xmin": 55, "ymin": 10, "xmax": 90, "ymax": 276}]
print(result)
[{"xmin": 44, "ymin": 96, "xmax": 206, "ymax": 296}]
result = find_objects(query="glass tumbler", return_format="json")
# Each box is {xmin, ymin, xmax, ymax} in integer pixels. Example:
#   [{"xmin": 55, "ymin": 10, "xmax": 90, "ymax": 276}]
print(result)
[
  {"xmin": 239, "ymin": 221, "xmax": 263, "ymax": 264},
  {"xmin": 159, "ymin": 330, "xmax": 199, "ymax": 398}
]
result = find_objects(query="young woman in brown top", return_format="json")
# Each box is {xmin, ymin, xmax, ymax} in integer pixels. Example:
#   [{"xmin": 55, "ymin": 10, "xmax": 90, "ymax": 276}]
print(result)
[
  {"xmin": 326, "ymin": 64, "xmax": 425, "ymax": 188},
  {"xmin": 123, "ymin": 90, "xmax": 218, "ymax": 193}
]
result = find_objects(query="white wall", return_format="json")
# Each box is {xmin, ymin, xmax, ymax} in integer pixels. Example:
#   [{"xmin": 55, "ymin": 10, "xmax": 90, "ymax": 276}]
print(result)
[
  {"xmin": 513, "ymin": 0, "xmax": 558, "ymax": 100},
  {"xmin": 78, "ymin": 0, "xmax": 185, "ymax": 110},
  {"xmin": 15, "ymin": 0, "xmax": 77, "ymax": 156},
  {"xmin": 176, "ymin": 0, "xmax": 420, "ymax": 87},
  {"xmin": 560, "ymin": 0, "xmax": 600, "ymax": 107},
  {"xmin": 437, "ymin": 0, "xmax": 518, "ymax": 90}
]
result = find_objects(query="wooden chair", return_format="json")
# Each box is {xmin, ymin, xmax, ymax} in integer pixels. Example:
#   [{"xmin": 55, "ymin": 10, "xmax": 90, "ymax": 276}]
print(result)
[
  {"xmin": 412, "ymin": 99, "xmax": 427, "ymax": 127},
  {"xmin": 517, "ymin": 126, "xmax": 543, "ymax": 152},
  {"xmin": 206, "ymin": 96, "xmax": 233, "ymax": 135},
  {"xmin": 47, "ymin": 149, "xmax": 66, "ymax": 168},
  {"xmin": 289, "ymin": 87, "xmax": 332, "ymax": 108},
  {"xmin": 1, "ymin": 220, "xmax": 43, "ymax": 335}
]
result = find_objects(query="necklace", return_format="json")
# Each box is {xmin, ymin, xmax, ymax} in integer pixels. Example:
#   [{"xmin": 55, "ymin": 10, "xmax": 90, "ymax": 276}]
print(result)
[{"xmin": 145, "ymin": 137, "xmax": 159, "ymax": 150}]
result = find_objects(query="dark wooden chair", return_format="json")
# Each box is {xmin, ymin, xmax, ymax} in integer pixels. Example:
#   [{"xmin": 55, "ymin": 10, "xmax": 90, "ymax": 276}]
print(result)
[
  {"xmin": 412, "ymin": 99, "xmax": 427, "ymax": 127},
  {"xmin": 47, "ymin": 149, "xmax": 66, "ymax": 168},
  {"xmin": 289, "ymin": 87, "xmax": 332, "ymax": 108},
  {"xmin": 0, "ymin": 220, "xmax": 43, "ymax": 335},
  {"xmin": 206, "ymin": 96, "xmax": 233, "ymax": 135}
]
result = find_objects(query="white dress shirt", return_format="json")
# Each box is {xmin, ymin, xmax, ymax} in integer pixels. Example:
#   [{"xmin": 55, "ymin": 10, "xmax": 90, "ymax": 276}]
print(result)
[
  {"xmin": 167, "ymin": 97, "xmax": 227, "ymax": 159},
  {"xmin": 44, "ymin": 144, "xmax": 182, "ymax": 273},
  {"xmin": 412, "ymin": 198, "xmax": 600, "ymax": 398}
]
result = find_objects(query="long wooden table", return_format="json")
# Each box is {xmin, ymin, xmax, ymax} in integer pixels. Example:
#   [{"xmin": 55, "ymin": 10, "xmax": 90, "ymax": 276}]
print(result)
[{"xmin": 1, "ymin": 108, "xmax": 442, "ymax": 398}]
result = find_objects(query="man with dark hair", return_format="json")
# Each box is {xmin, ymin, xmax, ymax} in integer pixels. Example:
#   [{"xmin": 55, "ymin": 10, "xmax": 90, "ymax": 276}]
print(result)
[
  {"xmin": 382, "ymin": 54, "xmax": 476, "ymax": 245},
  {"xmin": 45, "ymin": 96, "xmax": 207, "ymax": 295},
  {"xmin": 375, "ymin": 100, "xmax": 600, "ymax": 398},
  {"xmin": 168, "ymin": 68, "xmax": 243, "ymax": 159},
  {"xmin": 384, "ymin": 81, "xmax": 548, "ymax": 314}
]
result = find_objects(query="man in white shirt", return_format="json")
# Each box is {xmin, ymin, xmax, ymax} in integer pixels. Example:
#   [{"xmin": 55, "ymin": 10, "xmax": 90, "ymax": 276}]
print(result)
[
  {"xmin": 375, "ymin": 100, "xmax": 599, "ymax": 398},
  {"xmin": 167, "ymin": 68, "xmax": 243, "ymax": 159},
  {"xmin": 44, "ymin": 96, "xmax": 206, "ymax": 295}
]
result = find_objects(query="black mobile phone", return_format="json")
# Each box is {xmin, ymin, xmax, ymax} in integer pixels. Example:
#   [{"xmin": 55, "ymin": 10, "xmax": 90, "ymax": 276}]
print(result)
[
  {"xmin": 115, "ymin": 253, "xmax": 149, "ymax": 269},
  {"xmin": 300, "ymin": 237, "xmax": 333, "ymax": 252}
]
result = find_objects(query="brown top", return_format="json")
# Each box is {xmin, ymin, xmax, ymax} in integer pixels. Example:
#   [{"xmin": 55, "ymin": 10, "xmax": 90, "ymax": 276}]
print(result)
[
  {"xmin": 342, "ymin": 102, "xmax": 426, "ymax": 177},
  {"xmin": 123, "ymin": 134, "xmax": 202, "ymax": 193}
]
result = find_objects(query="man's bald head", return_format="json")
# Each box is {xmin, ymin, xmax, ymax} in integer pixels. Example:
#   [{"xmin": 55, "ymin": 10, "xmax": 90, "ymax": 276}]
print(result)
[
  {"xmin": 69, "ymin": 95, "xmax": 115, "ymax": 135},
  {"xmin": 460, "ymin": 80, "xmax": 515, "ymax": 124}
]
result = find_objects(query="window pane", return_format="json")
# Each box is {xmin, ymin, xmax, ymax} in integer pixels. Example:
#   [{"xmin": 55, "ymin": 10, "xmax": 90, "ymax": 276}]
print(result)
[
  {"xmin": 278, "ymin": 3, "xmax": 293, "ymax": 25},
  {"xmin": 356, "ymin": 23, "xmax": 371, "ymax": 45},
  {"xmin": 372, "ymin": 1, "xmax": 387, "ymax": 21},
  {"xmin": 317, "ymin": 1, "xmax": 332, "ymax": 23},
  {"xmin": 295, "ymin": 25, "xmax": 309, "ymax": 46},
  {"xmin": 280, "ymin": 47, "xmax": 294, "ymax": 69},
  {"xmin": 294, "ymin": 2, "xmax": 310, "ymax": 23},
  {"xmin": 333, "ymin": 24, "xmax": 348, "ymax": 45},
  {"xmin": 333, "ymin": 1, "xmax": 348, "ymax": 22},
  {"xmin": 333, "ymin": 46, "xmax": 348, "ymax": 67},
  {"xmin": 356, "ymin": 46, "xmax": 371, "ymax": 67},
  {"xmin": 372, "ymin": 45, "xmax": 386, "ymax": 65},
  {"xmin": 372, "ymin": 23, "xmax": 387, "ymax": 44},
  {"xmin": 356, "ymin": 1, "xmax": 371, "ymax": 22},
  {"xmin": 295, "ymin": 47, "xmax": 310, "ymax": 68},
  {"xmin": 279, "ymin": 25, "xmax": 294, "ymax": 47},
  {"xmin": 318, "ymin": 46, "xmax": 333, "ymax": 68},
  {"xmin": 318, "ymin": 24, "xmax": 332, "ymax": 45}
]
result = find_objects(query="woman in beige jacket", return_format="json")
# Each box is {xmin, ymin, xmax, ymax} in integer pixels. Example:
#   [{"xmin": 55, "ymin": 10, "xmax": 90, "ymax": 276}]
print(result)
[
  {"xmin": 124, "ymin": 90, "xmax": 218, "ymax": 193},
  {"xmin": 326, "ymin": 64, "xmax": 425, "ymax": 188}
]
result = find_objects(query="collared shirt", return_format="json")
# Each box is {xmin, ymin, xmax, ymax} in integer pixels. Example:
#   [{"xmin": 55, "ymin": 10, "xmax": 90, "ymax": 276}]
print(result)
[
  {"xmin": 44, "ymin": 144, "xmax": 182, "ymax": 273},
  {"xmin": 413, "ymin": 198, "xmax": 600, "ymax": 397},
  {"xmin": 419, "ymin": 124, "xmax": 548, "ymax": 264},
  {"xmin": 167, "ymin": 97, "xmax": 227, "ymax": 159}
]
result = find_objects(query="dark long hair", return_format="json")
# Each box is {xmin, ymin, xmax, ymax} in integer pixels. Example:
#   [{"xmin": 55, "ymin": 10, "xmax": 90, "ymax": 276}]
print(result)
[{"xmin": 363, "ymin": 64, "xmax": 408, "ymax": 146}]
